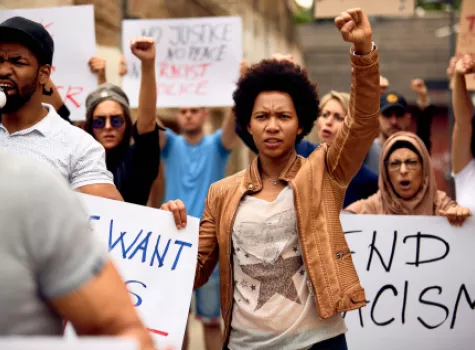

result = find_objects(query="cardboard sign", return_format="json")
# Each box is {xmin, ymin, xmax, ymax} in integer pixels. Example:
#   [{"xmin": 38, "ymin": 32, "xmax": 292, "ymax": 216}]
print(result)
[
  {"xmin": 76, "ymin": 194, "xmax": 200, "ymax": 350},
  {"xmin": 122, "ymin": 16, "xmax": 242, "ymax": 108},
  {"xmin": 341, "ymin": 215, "xmax": 475, "ymax": 350},
  {"xmin": 455, "ymin": 0, "xmax": 475, "ymax": 90},
  {"xmin": 314, "ymin": 0, "xmax": 415, "ymax": 18},
  {"xmin": 0, "ymin": 6, "xmax": 97, "ymax": 120},
  {"xmin": 0, "ymin": 338, "xmax": 137, "ymax": 350}
]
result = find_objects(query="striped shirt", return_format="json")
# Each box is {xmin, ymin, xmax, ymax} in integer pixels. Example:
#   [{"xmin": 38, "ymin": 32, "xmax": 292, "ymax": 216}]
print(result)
[{"xmin": 0, "ymin": 104, "xmax": 113, "ymax": 189}]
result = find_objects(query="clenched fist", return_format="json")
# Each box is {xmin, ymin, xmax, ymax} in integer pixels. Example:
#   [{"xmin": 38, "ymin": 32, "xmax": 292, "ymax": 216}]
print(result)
[
  {"xmin": 130, "ymin": 36, "xmax": 156, "ymax": 63},
  {"xmin": 455, "ymin": 54, "xmax": 475, "ymax": 76},
  {"xmin": 335, "ymin": 8, "xmax": 373, "ymax": 55},
  {"xmin": 88, "ymin": 56, "xmax": 106, "ymax": 75}
]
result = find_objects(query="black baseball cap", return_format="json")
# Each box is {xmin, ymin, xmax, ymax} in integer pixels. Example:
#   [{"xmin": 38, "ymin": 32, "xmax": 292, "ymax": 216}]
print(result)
[
  {"xmin": 380, "ymin": 92, "xmax": 408, "ymax": 115},
  {"xmin": 0, "ymin": 16, "xmax": 54, "ymax": 65}
]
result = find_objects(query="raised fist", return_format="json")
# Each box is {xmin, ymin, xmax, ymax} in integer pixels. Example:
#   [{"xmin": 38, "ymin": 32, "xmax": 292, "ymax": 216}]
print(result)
[
  {"xmin": 410, "ymin": 79, "xmax": 428, "ymax": 96},
  {"xmin": 88, "ymin": 56, "xmax": 106, "ymax": 75},
  {"xmin": 455, "ymin": 54, "xmax": 475, "ymax": 76},
  {"xmin": 271, "ymin": 53, "xmax": 295, "ymax": 64},
  {"xmin": 447, "ymin": 56, "xmax": 457, "ymax": 80},
  {"xmin": 335, "ymin": 8, "xmax": 372, "ymax": 55},
  {"xmin": 119, "ymin": 55, "xmax": 128, "ymax": 77},
  {"xmin": 130, "ymin": 37, "xmax": 156, "ymax": 63},
  {"xmin": 239, "ymin": 59, "xmax": 248, "ymax": 77}
]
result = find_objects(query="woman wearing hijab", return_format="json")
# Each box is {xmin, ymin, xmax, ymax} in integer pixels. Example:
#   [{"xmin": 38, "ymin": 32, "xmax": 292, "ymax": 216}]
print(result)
[
  {"xmin": 161, "ymin": 9, "xmax": 378, "ymax": 349},
  {"xmin": 345, "ymin": 132, "xmax": 471, "ymax": 226},
  {"xmin": 84, "ymin": 37, "xmax": 162, "ymax": 206}
]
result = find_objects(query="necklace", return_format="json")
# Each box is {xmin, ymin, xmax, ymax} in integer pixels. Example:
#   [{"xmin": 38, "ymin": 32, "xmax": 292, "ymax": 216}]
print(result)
[{"xmin": 262, "ymin": 178, "xmax": 280, "ymax": 185}]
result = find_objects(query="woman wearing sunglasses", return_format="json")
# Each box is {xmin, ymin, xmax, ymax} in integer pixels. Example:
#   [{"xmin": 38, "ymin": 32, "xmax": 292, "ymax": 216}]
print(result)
[
  {"xmin": 345, "ymin": 132, "xmax": 472, "ymax": 226},
  {"xmin": 84, "ymin": 37, "xmax": 162, "ymax": 205}
]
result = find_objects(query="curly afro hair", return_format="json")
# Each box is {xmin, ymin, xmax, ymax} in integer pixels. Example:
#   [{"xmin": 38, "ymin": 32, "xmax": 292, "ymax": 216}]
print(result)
[{"xmin": 233, "ymin": 59, "xmax": 319, "ymax": 148}]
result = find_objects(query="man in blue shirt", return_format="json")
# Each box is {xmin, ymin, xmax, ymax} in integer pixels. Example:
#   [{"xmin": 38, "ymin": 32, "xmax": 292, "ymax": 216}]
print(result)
[{"xmin": 158, "ymin": 106, "xmax": 238, "ymax": 350}]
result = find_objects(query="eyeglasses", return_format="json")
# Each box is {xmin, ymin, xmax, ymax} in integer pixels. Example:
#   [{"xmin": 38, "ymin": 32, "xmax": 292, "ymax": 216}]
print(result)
[
  {"xmin": 92, "ymin": 116, "xmax": 125, "ymax": 129},
  {"xmin": 386, "ymin": 159, "xmax": 420, "ymax": 172}
]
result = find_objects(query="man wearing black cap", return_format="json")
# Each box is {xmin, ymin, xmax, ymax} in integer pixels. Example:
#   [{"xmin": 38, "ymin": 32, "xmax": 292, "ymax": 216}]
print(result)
[
  {"xmin": 0, "ymin": 16, "xmax": 122, "ymax": 200},
  {"xmin": 364, "ymin": 90, "xmax": 434, "ymax": 173}
]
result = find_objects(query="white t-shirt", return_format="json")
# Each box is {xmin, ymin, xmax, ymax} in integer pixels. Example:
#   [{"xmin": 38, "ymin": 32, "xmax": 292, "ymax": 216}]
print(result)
[
  {"xmin": 455, "ymin": 158, "xmax": 475, "ymax": 213},
  {"xmin": 0, "ymin": 104, "xmax": 113, "ymax": 189},
  {"xmin": 228, "ymin": 186, "xmax": 347, "ymax": 350}
]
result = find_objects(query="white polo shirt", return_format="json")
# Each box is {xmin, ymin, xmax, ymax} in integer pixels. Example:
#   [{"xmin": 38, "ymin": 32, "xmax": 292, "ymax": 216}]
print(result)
[{"xmin": 0, "ymin": 104, "xmax": 113, "ymax": 190}]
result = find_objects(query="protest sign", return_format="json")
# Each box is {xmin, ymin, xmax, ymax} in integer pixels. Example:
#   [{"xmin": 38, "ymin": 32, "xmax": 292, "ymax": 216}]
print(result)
[
  {"xmin": 455, "ymin": 0, "xmax": 475, "ymax": 90},
  {"xmin": 0, "ymin": 338, "xmax": 137, "ymax": 350},
  {"xmin": 341, "ymin": 215, "xmax": 475, "ymax": 350},
  {"xmin": 73, "ymin": 194, "xmax": 200, "ymax": 349},
  {"xmin": 0, "ymin": 5, "xmax": 96, "ymax": 120},
  {"xmin": 314, "ymin": 0, "xmax": 415, "ymax": 18},
  {"xmin": 122, "ymin": 16, "xmax": 242, "ymax": 108}
]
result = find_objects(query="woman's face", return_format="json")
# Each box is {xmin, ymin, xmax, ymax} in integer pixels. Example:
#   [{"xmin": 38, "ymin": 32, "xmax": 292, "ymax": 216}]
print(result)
[
  {"xmin": 91, "ymin": 100, "xmax": 127, "ymax": 151},
  {"xmin": 316, "ymin": 98, "xmax": 346, "ymax": 144},
  {"xmin": 248, "ymin": 91, "xmax": 302, "ymax": 159},
  {"xmin": 387, "ymin": 148, "xmax": 423, "ymax": 199}
]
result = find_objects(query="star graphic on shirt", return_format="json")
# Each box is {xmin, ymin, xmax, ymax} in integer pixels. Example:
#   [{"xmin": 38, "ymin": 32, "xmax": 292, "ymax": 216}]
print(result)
[
  {"xmin": 251, "ymin": 284, "xmax": 256, "ymax": 291},
  {"xmin": 241, "ymin": 279, "xmax": 248, "ymax": 288},
  {"xmin": 240, "ymin": 255, "xmax": 303, "ymax": 311},
  {"xmin": 299, "ymin": 269, "xmax": 305, "ymax": 276},
  {"xmin": 293, "ymin": 246, "xmax": 298, "ymax": 253}
]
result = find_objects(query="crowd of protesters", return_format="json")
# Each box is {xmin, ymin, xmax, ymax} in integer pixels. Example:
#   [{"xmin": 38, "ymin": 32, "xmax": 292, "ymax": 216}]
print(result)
[{"xmin": 0, "ymin": 6, "xmax": 473, "ymax": 350}]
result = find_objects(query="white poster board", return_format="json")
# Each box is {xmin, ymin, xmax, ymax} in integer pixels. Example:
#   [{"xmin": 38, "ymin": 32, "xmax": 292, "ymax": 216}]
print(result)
[
  {"xmin": 0, "ymin": 338, "xmax": 137, "ymax": 350},
  {"xmin": 122, "ymin": 16, "xmax": 242, "ymax": 108},
  {"xmin": 314, "ymin": 0, "xmax": 415, "ymax": 18},
  {"xmin": 75, "ymin": 194, "xmax": 200, "ymax": 350},
  {"xmin": 0, "ymin": 6, "xmax": 97, "ymax": 120},
  {"xmin": 341, "ymin": 215, "xmax": 475, "ymax": 350}
]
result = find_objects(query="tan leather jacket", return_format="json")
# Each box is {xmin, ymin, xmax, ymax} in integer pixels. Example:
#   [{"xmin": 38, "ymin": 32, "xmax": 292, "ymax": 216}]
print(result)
[{"xmin": 194, "ymin": 48, "xmax": 380, "ymax": 346}]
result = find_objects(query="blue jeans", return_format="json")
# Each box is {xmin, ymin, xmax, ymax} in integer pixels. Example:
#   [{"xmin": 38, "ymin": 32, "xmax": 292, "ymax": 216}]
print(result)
[
  {"xmin": 194, "ymin": 265, "xmax": 221, "ymax": 325},
  {"xmin": 309, "ymin": 334, "xmax": 348, "ymax": 350}
]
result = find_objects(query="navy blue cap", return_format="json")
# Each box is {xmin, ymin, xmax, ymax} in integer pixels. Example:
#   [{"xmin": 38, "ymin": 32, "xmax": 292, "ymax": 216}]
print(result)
[
  {"xmin": 380, "ymin": 92, "xmax": 408, "ymax": 114},
  {"xmin": 0, "ymin": 16, "xmax": 54, "ymax": 65}
]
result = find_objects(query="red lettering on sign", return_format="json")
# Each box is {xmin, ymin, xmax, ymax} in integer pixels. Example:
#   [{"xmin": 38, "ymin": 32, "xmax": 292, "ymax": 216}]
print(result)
[
  {"xmin": 157, "ymin": 80, "xmax": 209, "ymax": 97},
  {"xmin": 56, "ymin": 85, "xmax": 84, "ymax": 108},
  {"xmin": 466, "ymin": 15, "xmax": 475, "ymax": 32},
  {"xmin": 195, "ymin": 80, "xmax": 208, "ymax": 96},
  {"xmin": 158, "ymin": 62, "xmax": 212, "ymax": 80}
]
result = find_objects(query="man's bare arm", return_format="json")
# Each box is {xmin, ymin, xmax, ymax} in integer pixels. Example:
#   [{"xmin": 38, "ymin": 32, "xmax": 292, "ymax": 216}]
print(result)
[
  {"xmin": 49, "ymin": 261, "xmax": 155, "ymax": 350},
  {"xmin": 76, "ymin": 183, "xmax": 124, "ymax": 201}
]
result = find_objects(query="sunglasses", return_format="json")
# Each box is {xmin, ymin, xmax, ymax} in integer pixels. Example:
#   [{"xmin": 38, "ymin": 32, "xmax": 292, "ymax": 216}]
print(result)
[{"xmin": 92, "ymin": 116, "xmax": 125, "ymax": 129}]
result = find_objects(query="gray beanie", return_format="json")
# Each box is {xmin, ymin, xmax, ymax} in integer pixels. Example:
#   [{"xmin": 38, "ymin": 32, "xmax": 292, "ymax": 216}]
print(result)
[{"xmin": 85, "ymin": 83, "xmax": 130, "ymax": 112}]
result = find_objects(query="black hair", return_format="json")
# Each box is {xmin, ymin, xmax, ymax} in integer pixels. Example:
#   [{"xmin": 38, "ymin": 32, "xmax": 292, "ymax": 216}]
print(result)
[
  {"xmin": 83, "ymin": 103, "xmax": 133, "ymax": 171},
  {"xmin": 385, "ymin": 140, "xmax": 423, "ymax": 165},
  {"xmin": 232, "ymin": 59, "xmax": 319, "ymax": 148}
]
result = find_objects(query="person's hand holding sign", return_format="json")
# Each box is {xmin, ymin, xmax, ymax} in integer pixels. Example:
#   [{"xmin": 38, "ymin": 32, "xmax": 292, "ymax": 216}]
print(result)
[
  {"xmin": 439, "ymin": 206, "xmax": 472, "ymax": 227},
  {"xmin": 335, "ymin": 8, "xmax": 373, "ymax": 55},
  {"xmin": 161, "ymin": 199, "xmax": 188, "ymax": 230}
]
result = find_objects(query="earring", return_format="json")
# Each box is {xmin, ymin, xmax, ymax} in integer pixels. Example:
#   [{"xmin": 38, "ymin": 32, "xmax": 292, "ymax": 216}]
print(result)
[{"xmin": 249, "ymin": 131, "xmax": 253, "ymax": 135}]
